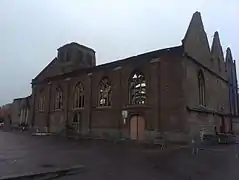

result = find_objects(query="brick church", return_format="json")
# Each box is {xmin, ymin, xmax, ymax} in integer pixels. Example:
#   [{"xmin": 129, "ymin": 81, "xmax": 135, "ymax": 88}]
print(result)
[{"xmin": 29, "ymin": 12, "xmax": 239, "ymax": 143}]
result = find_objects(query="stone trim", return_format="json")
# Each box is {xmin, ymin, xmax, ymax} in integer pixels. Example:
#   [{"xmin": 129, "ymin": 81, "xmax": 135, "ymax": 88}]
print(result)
[
  {"xmin": 184, "ymin": 53, "xmax": 228, "ymax": 83},
  {"xmin": 186, "ymin": 106, "xmax": 226, "ymax": 116}
]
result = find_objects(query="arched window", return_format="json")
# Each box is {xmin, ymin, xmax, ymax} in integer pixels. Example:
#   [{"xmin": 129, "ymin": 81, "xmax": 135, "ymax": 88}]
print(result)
[
  {"xmin": 129, "ymin": 71, "xmax": 146, "ymax": 105},
  {"xmin": 55, "ymin": 87, "xmax": 63, "ymax": 110},
  {"xmin": 38, "ymin": 89, "xmax": 45, "ymax": 112},
  {"xmin": 73, "ymin": 82, "xmax": 84, "ymax": 108},
  {"xmin": 98, "ymin": 77, "xmax": 112, "ymax": 107},
  {"xmin": 198, "ymin": 70, "xmax": 206, "ymax": 106}
]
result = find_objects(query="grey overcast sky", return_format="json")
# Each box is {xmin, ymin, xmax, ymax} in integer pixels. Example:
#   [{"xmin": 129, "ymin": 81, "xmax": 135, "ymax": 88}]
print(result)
[{"xmin": 0, "ymin": 0, "xmax": 238, "ymax": 105}]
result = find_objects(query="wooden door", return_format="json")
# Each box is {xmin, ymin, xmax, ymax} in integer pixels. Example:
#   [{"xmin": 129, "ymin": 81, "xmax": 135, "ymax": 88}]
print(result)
[
  {"xmin": 137, "ymin": 116, "xmax": 145, "ymax": 141},
  {"xmin": 130, "ymin": 116, "xmax": 137, "ymax": 140},
  {"xmin": 130, "ymin": 115, "xmax": 145, "ymax": 141}
]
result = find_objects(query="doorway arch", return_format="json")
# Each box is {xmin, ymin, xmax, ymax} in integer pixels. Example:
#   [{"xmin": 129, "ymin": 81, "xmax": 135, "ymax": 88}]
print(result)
[{"xmin": 130, "ymin": 115, "xmax": 145, "ymax": 141}]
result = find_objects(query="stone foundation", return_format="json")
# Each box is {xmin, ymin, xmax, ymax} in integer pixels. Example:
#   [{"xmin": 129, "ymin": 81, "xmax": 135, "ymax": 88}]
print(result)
[{"xmin": 90, "ymin": 128, "xmax": 189, "ymax": 144}]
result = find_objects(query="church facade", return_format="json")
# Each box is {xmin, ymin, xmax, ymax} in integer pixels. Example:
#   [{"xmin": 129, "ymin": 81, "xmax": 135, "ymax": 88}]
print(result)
[{"xmin": 30, "ymin": 12, "xmax": 239, "ymax": 143}]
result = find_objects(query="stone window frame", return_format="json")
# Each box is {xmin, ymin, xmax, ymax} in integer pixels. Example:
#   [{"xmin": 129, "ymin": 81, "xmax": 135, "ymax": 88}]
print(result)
[
  {"xmin": 128, "ymin": 70, "xmax": 147, "ymax": 105},
  {"xmin": 38, "ymin": 89, "xmax": 45, "ymax": 112},
  {"xmin": 98, "ymin": 77, "xmax": 112, "ymax": 107},
  {"xmin": 198, "ymin": 70, "xmax": 206, "ymax": 106},
  {"xmin": 73, "ymin": 82, "xmax": 84, "ymax": 109},
  {"xmin": 54, "ymin": 86, "xmax": 63, "ymax": 110}
]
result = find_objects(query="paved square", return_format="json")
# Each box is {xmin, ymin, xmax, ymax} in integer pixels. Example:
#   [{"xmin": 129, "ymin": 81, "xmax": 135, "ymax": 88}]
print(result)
[{"xmin": 0, "ymin": 131, "xmax": 239, "ymax": 179}]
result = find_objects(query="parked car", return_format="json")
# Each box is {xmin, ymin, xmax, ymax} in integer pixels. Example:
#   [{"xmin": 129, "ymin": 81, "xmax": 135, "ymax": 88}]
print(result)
[
  {"xmin": 0, "ymin": 118, "xmax": 4, "ymax": 128},
  {"xmin": 0, "ymin": 122, "xmax": 4, "ymax": 128},
  {"xmin": 217, "ymin": 133, "xmax": 236, "ymax": 144}
]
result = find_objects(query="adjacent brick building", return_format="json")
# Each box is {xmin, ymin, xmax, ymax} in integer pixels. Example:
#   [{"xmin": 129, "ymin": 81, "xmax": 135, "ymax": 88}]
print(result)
[
  {"xmin": 30, "ymin": 12, "xmax": 239, "ymax": 143},
  {"xmin": 0, "ymin": 103, "xmax": 12, "ymax": 123},
  {"xmin": 11, "ymin": 96, "xmax": 32, "ymax": 127}
]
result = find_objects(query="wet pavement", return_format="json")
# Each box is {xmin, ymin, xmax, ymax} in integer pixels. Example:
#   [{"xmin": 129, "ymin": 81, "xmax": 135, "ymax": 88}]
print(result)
[{"xmin": 0, "ymin": 131, "xmax": 239, "ymax": 179}]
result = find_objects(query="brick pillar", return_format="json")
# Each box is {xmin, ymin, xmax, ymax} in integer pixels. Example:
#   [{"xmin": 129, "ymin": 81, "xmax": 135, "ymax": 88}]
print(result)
[
  {"xmin": 30, "ymin": 85, "xmax": 37, "ymax": 127},
  {"xmin": 88, "ymin": 73, "xmax": 93, "ymax": 133}
]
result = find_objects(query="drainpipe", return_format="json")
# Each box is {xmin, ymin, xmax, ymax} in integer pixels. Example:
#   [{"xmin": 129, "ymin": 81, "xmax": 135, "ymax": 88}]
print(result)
[
  {"xmin": 150, "ymin": 58, "xmax": 161, "ymax": 131},
  {"xmin": 47, "ymin": 81, "xmax": 52, "ymax": 133},
  {"xmin": 64, "ymin": 78, "xmax": 71, "ymax": 134},
  {"xmin": 88, "ymin": 73, "xmax": 93, "ymax": 134},
  {"xmin": 157, "ymin": 59, "xmax": 160, "ymax": 131},
  {"xmin": 113, "ymin": 66, "xmax": 123, "ymax": 139},
  {"xmin": 25, "ymin": 109, "xmax": 29, "ymax": 125},
  {"xmin": 119, "ymin": 68, "xmax": 122, "ymax": 139}
]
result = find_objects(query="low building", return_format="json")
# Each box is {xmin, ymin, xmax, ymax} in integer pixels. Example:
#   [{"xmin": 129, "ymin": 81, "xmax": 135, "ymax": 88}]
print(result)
[
  {"xmin": 11, "ymin": 96, "xmax": 31, "ymax": 127},
  {"xmin": 0, "ymin": 103, "xmax": 12, "ymax": 124}
]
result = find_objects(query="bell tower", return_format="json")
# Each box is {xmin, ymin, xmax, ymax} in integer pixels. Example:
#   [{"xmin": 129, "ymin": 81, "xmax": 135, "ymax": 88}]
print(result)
[{"xmin": 57, "ymin": 42, "xmax": 96, "ymax": 69}]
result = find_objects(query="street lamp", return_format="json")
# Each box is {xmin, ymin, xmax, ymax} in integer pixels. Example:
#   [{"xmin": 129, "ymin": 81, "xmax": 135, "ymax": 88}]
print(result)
[{"xmin": 122, "ymin": 110, "xmax": 128, "ymax": 125}]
